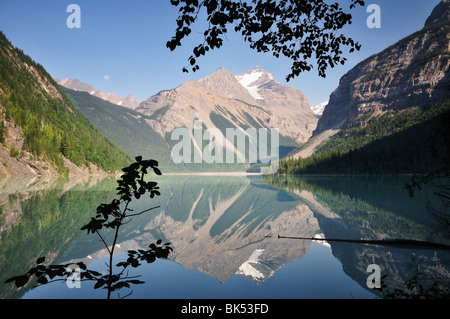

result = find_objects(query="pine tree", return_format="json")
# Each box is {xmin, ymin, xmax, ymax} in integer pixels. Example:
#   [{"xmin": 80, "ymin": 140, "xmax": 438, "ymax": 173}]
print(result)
[
  {"xmin": 0, "ymin": 120, "xmax": 5, "ymax": 145},
  {"xmin": 59, "ymin": 135, "xmax": 70, "ymax": 158}
]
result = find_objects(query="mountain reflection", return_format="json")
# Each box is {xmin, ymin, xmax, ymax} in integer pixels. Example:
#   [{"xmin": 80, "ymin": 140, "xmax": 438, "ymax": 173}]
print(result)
[
  {"xmin": 1, "ymin": 174, "xmax": 449, "ymax": 298},
  {"xmin": 61, "ymin": 175, "xmax": 322, "ymax": 285}
]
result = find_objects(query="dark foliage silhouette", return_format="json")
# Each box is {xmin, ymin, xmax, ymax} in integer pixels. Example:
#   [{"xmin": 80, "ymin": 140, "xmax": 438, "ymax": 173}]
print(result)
[{"xmin": 167, "ymin": 0, "xmax": 365, "ymax": 81}]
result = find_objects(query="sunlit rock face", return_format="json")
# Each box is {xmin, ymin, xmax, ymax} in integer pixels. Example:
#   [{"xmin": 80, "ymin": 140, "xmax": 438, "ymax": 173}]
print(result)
[
  {"xmin": 314, "ymin": 1, "xmax": 450, "ymax": 135},
  {"xmin": 137, "ymin": 66, "xmax": 317, "ymax": 145}
]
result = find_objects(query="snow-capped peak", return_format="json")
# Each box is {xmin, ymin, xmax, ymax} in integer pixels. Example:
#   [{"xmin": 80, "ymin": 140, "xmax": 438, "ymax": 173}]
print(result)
[
  {"xmin": 236, "ymin": 249, "xmax": 269, "ymax": 281},
  {"xmin": 311, "ymin": 101, "xmax": 328, "ymax": 116},
  {"xmin": 235, "ymin": 66, "xmax": 272, "ymax": 100}
]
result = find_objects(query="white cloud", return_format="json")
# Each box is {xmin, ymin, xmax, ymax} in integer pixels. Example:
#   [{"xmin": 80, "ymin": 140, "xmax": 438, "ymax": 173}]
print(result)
[{"xmin": 103, "ymin": 75, "xmax": 110, "ymax": 81}]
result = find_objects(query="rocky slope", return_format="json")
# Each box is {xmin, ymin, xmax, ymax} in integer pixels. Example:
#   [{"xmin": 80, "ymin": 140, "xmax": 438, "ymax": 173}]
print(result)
[
  {"xmin": 137, "ymin": 66, "xmax": 317, "ymax": 147},
  {"xmin": 0, "ymin": 104, "xmax": 59, "ymax": 188},
  {"xmin": 56, "ymin": 78, "xmax": 141, "ymax": 109},
  {"xmin": 0, "ymin": 102, "xmax": 108, "ymax": 192},
  {"xmin": 314, "ymin": 0, "xmax": 450, "ymax": 135},
  {"xmin": 425, "ymin": 0, "xmax": 450, "ymax": 27}
]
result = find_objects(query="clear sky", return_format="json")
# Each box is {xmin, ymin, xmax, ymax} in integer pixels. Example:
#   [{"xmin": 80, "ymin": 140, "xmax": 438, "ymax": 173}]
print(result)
[{"xmin": 0, "ymin": 0, "xmax": 441, "ymax": 106}]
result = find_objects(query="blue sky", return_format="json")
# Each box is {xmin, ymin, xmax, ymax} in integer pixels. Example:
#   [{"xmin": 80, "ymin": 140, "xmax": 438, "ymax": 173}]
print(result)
[{"xmin": 0, "ymin": 0, "xmax": 441, "ymax": 106}]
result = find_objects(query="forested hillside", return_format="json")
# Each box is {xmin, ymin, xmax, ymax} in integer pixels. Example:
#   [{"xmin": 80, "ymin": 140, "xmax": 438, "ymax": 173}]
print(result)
[
  {"xmin": 0, "ymin": 32, "xmax": 132, "ymax": 173},
  {"xmin": 281, "ymin": 2, "xmax": 449, "ymax": 176},
  {"xmin": 60, "ymin": 87, "xmax": 178, "ymax": 171},
  {"xmin": 279, "ymin": 98, "xmax": 450, "ymax": 175}
]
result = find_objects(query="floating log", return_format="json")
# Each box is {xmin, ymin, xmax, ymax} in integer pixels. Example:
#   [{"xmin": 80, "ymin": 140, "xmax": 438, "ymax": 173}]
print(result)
[{"xmin": 277, "ymin": 235, "xmax": 450, "ymax": 250}]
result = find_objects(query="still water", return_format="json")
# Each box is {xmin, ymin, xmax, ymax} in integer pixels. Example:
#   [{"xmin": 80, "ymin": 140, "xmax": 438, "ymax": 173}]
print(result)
[{"xmin": 1, "ymin": 174, "xmax": 449, "ymax": 299}]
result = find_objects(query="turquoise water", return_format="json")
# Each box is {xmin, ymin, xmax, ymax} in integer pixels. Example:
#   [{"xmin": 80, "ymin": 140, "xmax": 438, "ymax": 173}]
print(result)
[{"xmin": 2, "ymin": 175, "xmax": 449, "ymax": 299}]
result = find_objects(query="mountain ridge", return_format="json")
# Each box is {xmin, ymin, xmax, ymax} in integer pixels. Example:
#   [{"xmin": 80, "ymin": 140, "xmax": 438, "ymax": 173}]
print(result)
[
  {"xmin": 55, "ymin": 77, "xmax": 141, "ymax": 109},
  {"xmin": 282, "ymin": 0, "xmax": 450, "ymax": 174},
  {"xmin": 314, "ymin": 0, "xmax": 450, "ymax": 135},
  {"xmin": 425, "ymin": 0, "xmax": 449, "ymax": 27}
]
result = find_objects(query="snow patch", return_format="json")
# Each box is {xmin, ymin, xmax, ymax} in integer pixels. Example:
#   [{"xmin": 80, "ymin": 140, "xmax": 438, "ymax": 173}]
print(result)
[
  {"xmin": 311, "ymin": 101, "xmax": 328, "ymax": 116},
  {"xmin": 90, "ymin": 90, "xmax": 95, "ymax": 95},
  {"xmin": 235, "ymin": 70, "xmax": 265, "ymax": 100},
  {"xmin": 312, "ymin": 233, "xmax": 331, "ymax": 248},
  {"xmin": 236, "ymin": 249, "xmax": 266, "ymax": 280}
]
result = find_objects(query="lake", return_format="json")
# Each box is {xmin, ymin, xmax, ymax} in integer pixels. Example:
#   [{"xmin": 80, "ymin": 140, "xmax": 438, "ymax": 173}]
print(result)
[{"xmin": 1, "ymin": 174, "xmax": 449, "ymax": 299}]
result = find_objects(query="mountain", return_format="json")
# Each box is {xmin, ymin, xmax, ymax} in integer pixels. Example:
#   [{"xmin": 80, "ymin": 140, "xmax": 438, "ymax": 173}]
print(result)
[
  {"xmin": 57, "ymin": 66, "xmax": 317, "ymax": 172},
  {"xmin": 138, "ymin": 66, "xmax": 317, "ymax": 144},
  {"xmin": 56, "ymin": 78, "xmax": 141, "ymax": 109},
  {"xmin": 0, "ymin": 31, "xmax": 132, "ymax": 181},
  {"xmin": 136, "ymin": 66, "xmax": 317, "ymax": 170},
  {"xmin": 314, "ymin": 0, "xmax": 449, "ymax": 135},
  {"xmin": 281, "ymin": 0, "xmax": 450, "ymax": 174}
]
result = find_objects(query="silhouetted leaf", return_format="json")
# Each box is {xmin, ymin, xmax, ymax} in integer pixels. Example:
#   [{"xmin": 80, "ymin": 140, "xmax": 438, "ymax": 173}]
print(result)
[
  {"xmin": 76, "ymin": 262, "xmax": 87, "ymax": 271},
  {"xmin": 146, "ymin": 255, "xmax": 156, "ymax": 263},
  {"xmin": 8, "ymin": 275, "xmax": 29, "ymax": 288},
  {"xmin": 94, "ymin": 280, "xmax": 106, "ymax": 289},
  {"xmin": 113, "ymin": 281, "xmax": 130, "ymax": 289}
]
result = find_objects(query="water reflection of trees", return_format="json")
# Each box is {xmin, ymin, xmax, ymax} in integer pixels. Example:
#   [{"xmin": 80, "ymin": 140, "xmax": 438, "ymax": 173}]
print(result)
[
  {"xmin": 265, "ymin": 175, "xmax": 450, "ymax": 296},
  {"xmin": 4, "ymin": 158, "xmax": 172, "ymax": 299},
  {"xmin": 2, "ymin": 173, "xmax": 449, "ymax": 298},
  {"xmin": 0, "ymin": 177, "xmax": 119, "ymax": 298}
]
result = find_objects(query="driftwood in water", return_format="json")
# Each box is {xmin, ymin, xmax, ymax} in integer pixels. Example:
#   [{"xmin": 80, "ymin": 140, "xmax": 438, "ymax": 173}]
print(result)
[{"xmin": 277, "ymin": 235, "xmax": 450, "ymax": 250}]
